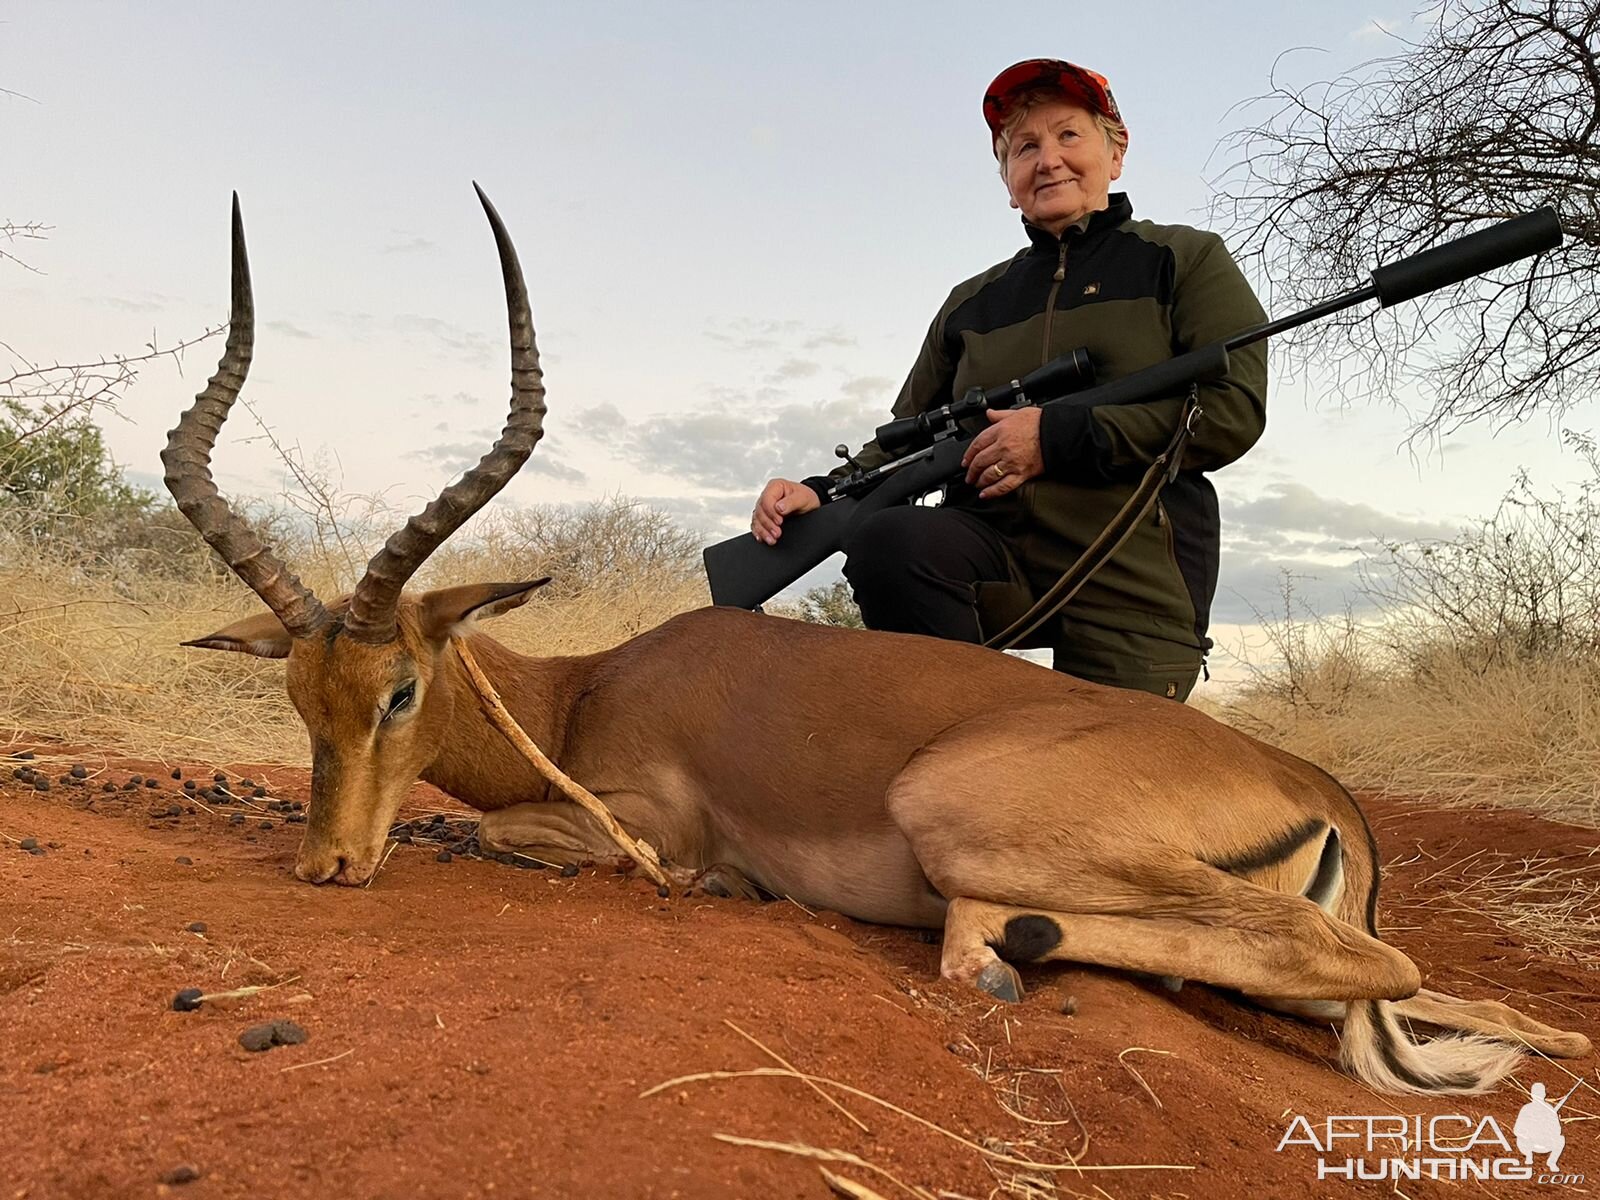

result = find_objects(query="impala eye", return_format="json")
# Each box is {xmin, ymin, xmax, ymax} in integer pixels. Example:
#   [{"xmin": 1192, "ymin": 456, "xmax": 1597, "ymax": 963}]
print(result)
[{"xmin": 381, "ymin": 681, "xmax": 417, "ymax": 722}]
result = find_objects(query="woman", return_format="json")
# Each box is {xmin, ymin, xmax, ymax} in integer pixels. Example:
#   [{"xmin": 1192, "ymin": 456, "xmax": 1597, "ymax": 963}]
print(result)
[{"xmin": 752, "ymin": 59, "xmax": 1267, "ymax": 701}]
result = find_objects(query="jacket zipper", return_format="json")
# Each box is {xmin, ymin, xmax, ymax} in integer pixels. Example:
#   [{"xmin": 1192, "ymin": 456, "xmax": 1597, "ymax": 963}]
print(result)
[
  {"xmin": 1040, "ymin": 241, "xmax": 1069, "ymax": 363},
  {"xmin": 1017, "ymin": 240, "xmax": 1070, "ymax": 531}
]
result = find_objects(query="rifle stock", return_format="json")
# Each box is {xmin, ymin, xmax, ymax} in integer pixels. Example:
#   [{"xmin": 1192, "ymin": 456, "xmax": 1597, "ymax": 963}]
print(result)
[{"xmin": 704, "ymin": 438, "xmax": 968, "ymax": 609}]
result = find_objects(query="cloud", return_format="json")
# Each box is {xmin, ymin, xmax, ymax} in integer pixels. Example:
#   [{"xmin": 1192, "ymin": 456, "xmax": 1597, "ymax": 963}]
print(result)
[
  {"xmin": 571, "ymin": 402, "xmax": 627, "ymax": 439},
  {"xmin": 802, "ymin": 329, "xmax": 856, "ymax": 351},
  {"xmin": 417, "ymin": 392, "xmax": 490, "ymax": 424},
  {"xmin": 1225, "ymin": 482, "xmax": 1458, "ymax": 546},
  {"xmin": 391, "ymin": 313, "xmax": 496, "ymax": 365},
  {"xmin": 265, "ymin": 319, "xmax": 316, "ymax": 340},
  {"xmin": 380, "ymin": 236, "xmax": 437, "ymax": 255},
  {"xmin": 96, "ymin": 293, "xmax": 167, "ymax": 314},
  {"xmin": 1212, "ymin": 557, "xmax": 1369, "ymax": 626},
  {"xmin": 840, "ymin": 375, "xmax": 897, "ymax": 403},
  {"xmin": 1209, "ymin": 481, "xmax": 1463, "ymax": 624},
  {"xmin": 545, "ymin": 426, "xmax": 1474, "ymax": 625},
  {"xmin": 592, "ymin": 388, "xmax": 883, "ymax": 494},
  {"xmin": 703, "ymin": 318, "xmax": 857, "ymax": 355},
  {"xmin": 523, "ymin": 456, "xmax": 587, "ymax": 484},
  {"xmin": 407, "ymin": 440, "xmax": 500, "ymax": 473},
  {"xmin": 334, "ymin": 313, "xmax": 495, "ymax": 366},
  {"xmin": 1352, "ymin": 16, "xmax": 1401, "ymax": 39},
  {"xmin": 765, "ymin": 358, "xmax": 822, "ymax": 383},
  {"xmin": 407, "ymin": 438, "xmax": 586, "ymax": 484},
  {"xmin": 628, "ymin": 490, "xmax": 757, "ymax": 541}
]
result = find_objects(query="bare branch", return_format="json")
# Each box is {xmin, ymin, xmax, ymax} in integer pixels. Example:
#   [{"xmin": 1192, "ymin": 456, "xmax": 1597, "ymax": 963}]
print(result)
[
  {"xmin": 1, "ymin": 219, "xmax": 52, "ymax": 273},
  {"xmin": 0, "ymin": 325, "xmax": 225, "ymax": 453},
  {"xmin": 1210, "ymin": 0, "xmax": 1600, "ymax": 431}
]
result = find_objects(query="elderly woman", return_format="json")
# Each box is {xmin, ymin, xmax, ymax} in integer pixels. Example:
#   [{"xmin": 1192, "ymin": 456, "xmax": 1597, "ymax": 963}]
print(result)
[{"xmin": 752, "ymin": 59, "xmax": 1267, "ymax": 701}]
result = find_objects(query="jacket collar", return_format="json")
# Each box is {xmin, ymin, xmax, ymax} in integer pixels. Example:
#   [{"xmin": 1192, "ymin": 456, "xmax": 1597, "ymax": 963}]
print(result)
[{"xmin": 1022, "ymin": 192, "xmax": 1133, "ymax": 252}]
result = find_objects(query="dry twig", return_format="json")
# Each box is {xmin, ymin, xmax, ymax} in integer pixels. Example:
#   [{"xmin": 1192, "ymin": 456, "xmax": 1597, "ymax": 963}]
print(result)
[{"xmin": 452, "ymin": 635, "xmax": 669, "ymax": 887}]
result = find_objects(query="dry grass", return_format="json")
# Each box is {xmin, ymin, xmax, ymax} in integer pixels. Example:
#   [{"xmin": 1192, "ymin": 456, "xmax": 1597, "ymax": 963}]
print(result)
[
  {"xmin": 0, "ymin": 495, "xmax": 707, "ymax": 763},
  {"xmin": 1217, "ymin": 643, "xmax": 1600, "ymax": 826},
  {"xmin": 1397, "ymin": 849, "xmax": 1600, "ymax": 966},
  {"xmin": 1213, "ymin": 465, "xmax": 1600, "ymax": 826}
]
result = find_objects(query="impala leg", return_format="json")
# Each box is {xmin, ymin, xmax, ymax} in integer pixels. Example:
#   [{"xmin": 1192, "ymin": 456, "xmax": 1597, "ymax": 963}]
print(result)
[
  {"xmin": 477, "ymin": 801, "xmax": 763, "ymax": 896},
  {"xmin": 1391, "ymin": 990, "xmax": 1592, "ymax": 1058},
  {"xmin": 478, "ymin": 801, "xmax": 631, "ymax": 869},
  {"xmin": 937, "ymin": 890, "xmax": 1421, "ymax": 1003},
  {"xmin": 1251, "ymin": 990, "xmax": 1591, "ymax": 1058}
]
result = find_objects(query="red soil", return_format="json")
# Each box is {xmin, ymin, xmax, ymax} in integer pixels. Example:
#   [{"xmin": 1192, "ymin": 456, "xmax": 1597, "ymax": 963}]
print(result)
[{"xmin": 3, "ymin": 743, "xmax": 1596, "ymax": 1199}]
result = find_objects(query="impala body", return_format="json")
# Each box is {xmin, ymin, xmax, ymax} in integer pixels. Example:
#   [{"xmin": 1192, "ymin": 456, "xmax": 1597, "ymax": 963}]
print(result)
[{"xmin": 166, "ymin": 190, "xmax": 1590, "ymax": 1096}]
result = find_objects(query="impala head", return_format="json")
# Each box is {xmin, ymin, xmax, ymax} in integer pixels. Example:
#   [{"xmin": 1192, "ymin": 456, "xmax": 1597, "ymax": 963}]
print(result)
[{"xmin": 163, "ymin": 187, "xmax": 547, "ymax": 886}]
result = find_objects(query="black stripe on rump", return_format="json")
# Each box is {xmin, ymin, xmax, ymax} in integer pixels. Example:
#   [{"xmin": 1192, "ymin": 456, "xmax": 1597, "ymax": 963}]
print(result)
[{"xmin": 1209, "ymin": 816, "xmax": 1327, "ymax": 876}]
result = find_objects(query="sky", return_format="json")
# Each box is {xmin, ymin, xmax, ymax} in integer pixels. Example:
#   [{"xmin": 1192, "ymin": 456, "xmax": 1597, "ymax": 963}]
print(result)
[{"xmin": 5, "ymin": 2, "xmax": 1595, "ymax": 680}]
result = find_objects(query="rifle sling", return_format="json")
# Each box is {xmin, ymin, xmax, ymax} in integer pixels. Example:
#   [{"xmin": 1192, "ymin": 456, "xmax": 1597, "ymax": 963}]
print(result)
[{"xmin": 982, "ymin": 391, "xmax": 1203, "ymax": 653}]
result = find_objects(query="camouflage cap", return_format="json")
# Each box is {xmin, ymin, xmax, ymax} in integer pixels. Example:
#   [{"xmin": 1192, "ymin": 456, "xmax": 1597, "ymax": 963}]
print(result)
[{"xmin": 983, "ymin": 59, "xmax": 1125, "ymax": 148}]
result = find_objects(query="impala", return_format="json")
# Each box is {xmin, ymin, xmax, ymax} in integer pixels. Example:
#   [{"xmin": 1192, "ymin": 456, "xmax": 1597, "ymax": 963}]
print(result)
[{"xmin": 164, "ymin": 189, "xmax": 1590, "ymax": 1095}]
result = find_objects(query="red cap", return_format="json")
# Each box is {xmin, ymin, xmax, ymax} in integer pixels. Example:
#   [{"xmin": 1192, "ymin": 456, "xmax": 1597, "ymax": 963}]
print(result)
[{"xmin": 983, "ymin": 59, "xmax": 1125, "ymax": 146}]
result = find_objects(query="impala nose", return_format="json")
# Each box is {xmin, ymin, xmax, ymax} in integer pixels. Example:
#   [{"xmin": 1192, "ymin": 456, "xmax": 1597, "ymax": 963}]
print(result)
[
  {"xmin": 293, "ymin": 852, "xmax": 346, "ymax": 885},
  {"xmin": 332, "ymin": 856, "xmax": 374, "ymax": 887}
]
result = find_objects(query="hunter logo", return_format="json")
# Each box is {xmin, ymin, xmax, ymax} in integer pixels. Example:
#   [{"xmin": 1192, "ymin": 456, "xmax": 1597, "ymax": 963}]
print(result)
[
  {"xmin": 1277, "ymin": 1080, "xmax": 1584, "ymax": 1185},
  {"xmin": 1082, "ymin": 281, "xmax": 1100, "ymax": 295}
]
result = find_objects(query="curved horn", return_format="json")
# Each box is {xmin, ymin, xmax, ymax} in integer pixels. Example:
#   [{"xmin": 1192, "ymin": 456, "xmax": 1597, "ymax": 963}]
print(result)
[
  {"xmin": 161, "ymin": 194, "xmax": 331, "ymax": 639},
  {"xmin": 342, "ymin": 184, "xmax": 547, "ymax": 645}
]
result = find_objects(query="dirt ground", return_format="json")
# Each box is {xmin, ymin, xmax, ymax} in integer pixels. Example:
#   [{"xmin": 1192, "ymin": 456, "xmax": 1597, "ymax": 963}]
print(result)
[{"xmin": 3, "ymin": 740, "xmax": 1597, "ymax": 1200}]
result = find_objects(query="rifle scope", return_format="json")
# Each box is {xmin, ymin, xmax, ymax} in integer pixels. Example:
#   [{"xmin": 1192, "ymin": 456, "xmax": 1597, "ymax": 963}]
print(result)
[{"xmin": 874, "ymin": 347, "xmax": 1094, "ymax": 456}]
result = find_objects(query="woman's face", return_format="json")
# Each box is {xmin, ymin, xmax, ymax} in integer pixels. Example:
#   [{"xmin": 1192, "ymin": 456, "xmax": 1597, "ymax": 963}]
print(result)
[{"xmin": 1002, "ymin": 99, "xmax": 1124, "ymax": 237}]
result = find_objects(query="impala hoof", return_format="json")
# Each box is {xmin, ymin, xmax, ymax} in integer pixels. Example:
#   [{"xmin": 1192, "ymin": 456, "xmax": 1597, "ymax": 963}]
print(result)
[
  {"xmin": 694, "ymin": 863, "xmax": 766, "ymax": 901},
  {"xmin": 976, "ymin": 961, "xmax": 1024, "ymax": 1003}
]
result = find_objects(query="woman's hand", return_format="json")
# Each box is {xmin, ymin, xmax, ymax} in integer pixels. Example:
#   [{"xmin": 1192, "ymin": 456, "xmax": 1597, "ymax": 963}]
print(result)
[
  {"xmin": 961, "ymin": 407, "xmax": 1045, "ymax": 499},
  {"xmin": 751, "ymin": 478, "xmax": 821, "ymax": 544}
]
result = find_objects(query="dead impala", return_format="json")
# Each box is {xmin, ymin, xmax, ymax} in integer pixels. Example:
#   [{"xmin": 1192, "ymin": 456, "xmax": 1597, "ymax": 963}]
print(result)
[{"xmin": 164, "ymin": 189, "xmax": 1590, "ymax": 1095}]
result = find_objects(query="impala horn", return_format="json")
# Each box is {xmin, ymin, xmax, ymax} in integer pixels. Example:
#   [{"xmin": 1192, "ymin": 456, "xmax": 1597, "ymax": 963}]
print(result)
[
  {"xmin": 163, "ymin": 185, "xmax": 547, "ymax": 646},
  {"xmin": 162, "ymin": 193, "xmax": 331, "ymax": 638},
  {"xmin": 343, "ymin": 182, "xmax": 546, "ymax": 644}
]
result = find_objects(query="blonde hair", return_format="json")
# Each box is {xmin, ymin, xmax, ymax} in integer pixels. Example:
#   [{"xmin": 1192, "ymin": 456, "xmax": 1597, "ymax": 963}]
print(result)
[{"xmin": 993, "ymin": 88, "xmax": 1128, "ymax": 175}]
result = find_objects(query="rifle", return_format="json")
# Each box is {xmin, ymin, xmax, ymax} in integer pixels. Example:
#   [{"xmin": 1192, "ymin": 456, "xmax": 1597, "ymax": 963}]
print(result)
[{"xmin": 703, "ymin": 208, "xmax": 1565, "ymax": 612}]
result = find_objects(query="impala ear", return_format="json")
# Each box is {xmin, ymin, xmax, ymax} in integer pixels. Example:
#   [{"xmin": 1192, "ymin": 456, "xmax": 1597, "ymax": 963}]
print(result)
[
  {"xmin": 419, "ymin": 579, "xmax": 551, "ymax": 642},
  {"xmin": 182, "ymin": 611, "xmax": 295, "ymax": 659}
]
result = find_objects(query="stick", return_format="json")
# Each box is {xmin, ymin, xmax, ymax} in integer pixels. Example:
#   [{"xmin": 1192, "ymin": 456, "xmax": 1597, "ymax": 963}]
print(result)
[
  {"xmin": 646, "ymin": 1068, "xmax": 1192, "ymax": 1174},
  {"xmin": 725, "ymin": 1019, "xmax": 871, "ymax": 1134},
  {"xmin": 451, "ymin": 636, "xmax": 670, "ymax": 888},
  {"xmin": 280, "ymin": 1049, "xmax": 354, "ymax": 1073}
]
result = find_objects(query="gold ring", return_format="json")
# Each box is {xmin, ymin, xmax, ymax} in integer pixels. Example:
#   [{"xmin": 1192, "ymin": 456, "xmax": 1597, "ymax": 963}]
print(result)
[{"xmin": 990, "ymin": 463, "xmax": 1006, "ymax": 480}]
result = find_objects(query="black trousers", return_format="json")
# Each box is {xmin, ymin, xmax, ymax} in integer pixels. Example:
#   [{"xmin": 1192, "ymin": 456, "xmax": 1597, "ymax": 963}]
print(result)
[{"xmin": 841, "ymin": 505, "xmax": 1202, "ymax": 701}]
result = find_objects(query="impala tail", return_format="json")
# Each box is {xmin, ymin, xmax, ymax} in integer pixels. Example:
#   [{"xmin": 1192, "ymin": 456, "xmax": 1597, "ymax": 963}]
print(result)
[
  {"xmin": 1341, "ymin": 1000, "xmax": 1521, "ymax": 1095},
  {"xmin": 1327, "ymin": 789, "xmax": 1523, "ymax": 1095}
]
